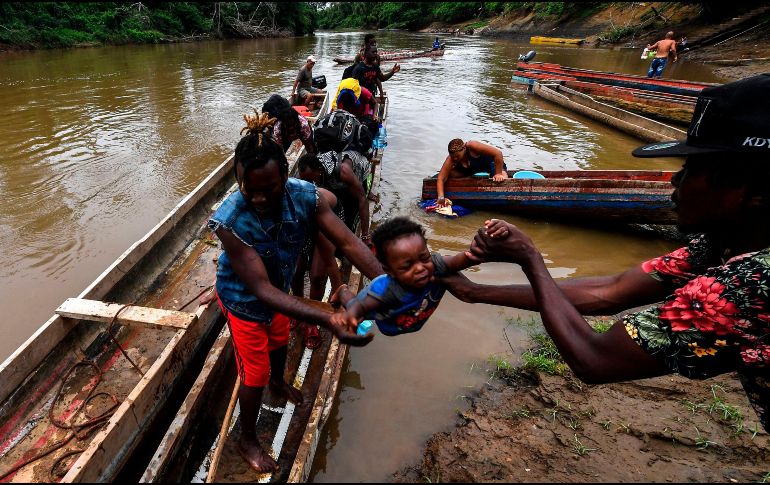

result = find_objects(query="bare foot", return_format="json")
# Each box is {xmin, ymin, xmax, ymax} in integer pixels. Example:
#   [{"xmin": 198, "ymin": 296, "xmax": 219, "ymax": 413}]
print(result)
[
  {"xmin": 238, "ymin": 436, "xmax": 278, "ymax": 473},
  {"xmin": 367, "ymin": 192, "xmax": 380, "ymax": 203},
  {"xmin": 269, "ymin": 380, "xmax": 304, "ymax": 405}
]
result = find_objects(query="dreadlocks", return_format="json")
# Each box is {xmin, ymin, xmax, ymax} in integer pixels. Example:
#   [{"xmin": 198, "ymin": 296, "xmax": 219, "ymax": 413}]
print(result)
[{"xmin": 235, "ymin": 108, "xmax": 288, "ymax": 178}]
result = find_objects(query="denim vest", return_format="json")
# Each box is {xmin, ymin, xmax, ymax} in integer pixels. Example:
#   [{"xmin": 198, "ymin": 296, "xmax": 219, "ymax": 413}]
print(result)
[{"xmin": 208, "ymin": 178, "xmax": 318, "ymax": 322}]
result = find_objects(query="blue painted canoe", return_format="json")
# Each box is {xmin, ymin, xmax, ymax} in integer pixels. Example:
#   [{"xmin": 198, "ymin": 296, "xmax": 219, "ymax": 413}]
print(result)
[{"xmin": 421, "ymin": 169, "xmax": 677, "ymax": 225}]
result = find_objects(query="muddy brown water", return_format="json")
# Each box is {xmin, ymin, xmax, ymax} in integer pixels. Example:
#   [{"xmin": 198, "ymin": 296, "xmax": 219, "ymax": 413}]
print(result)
[{"xmin": 0, "ymin": 32, "xmax": 724, "ymax": 481}]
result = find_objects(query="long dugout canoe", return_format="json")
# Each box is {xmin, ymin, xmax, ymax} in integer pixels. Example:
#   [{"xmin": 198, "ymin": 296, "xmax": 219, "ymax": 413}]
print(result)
[
  {"xmin": 528, "ymin": 81, "xmax": 687, "ymax": 142},
  {"xmin": 0, "ymin": 93, "xmax": 330, "ymax": 483},
  {"xmin": 422, "ymin": 169, "xmax": 677, "ymax": 225},
  {"xmin": 333, "ymin": 48, "xmax": 444, "ymax": 65},
  {"xmin": 141, "ymin": 95, "xmax": 389, "ymax": 484},
  {"xmin": 517, "ymin": 61, "xmax": 718, "ymax": 97},
  {"xmin": 530, "ymin": 36, "xmax": 585, "ymax": 44}
]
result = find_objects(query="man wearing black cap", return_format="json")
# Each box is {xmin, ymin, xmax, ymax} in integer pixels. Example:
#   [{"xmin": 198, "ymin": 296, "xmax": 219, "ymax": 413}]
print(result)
[{"xmin": 438, "ymin": 74, "xmax": 770, "ymax": 433}]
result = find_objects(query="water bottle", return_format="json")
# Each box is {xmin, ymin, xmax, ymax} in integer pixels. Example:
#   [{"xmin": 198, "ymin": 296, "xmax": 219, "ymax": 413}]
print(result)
[
  {"xmin": 372, "ymin": 131, "xmax": 383, "ymax": 150},
  {"xmin": 641, "ymin": 47, "xmax": 649, "ymax": 60},
  {"xmin": 357, "ymin": 320, "xmax": 374, "ymax": 335},
  {"xmin": 378, "ymin": 123, "xmax": 388, "ymax": 148}
]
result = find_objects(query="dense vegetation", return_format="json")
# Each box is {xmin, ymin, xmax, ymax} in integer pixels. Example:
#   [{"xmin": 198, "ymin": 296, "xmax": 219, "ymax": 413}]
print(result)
[
  {"xmin": 0, "ymin": 2, "xmax": 319, "ymax": 49},
  {"xmin": 316, "ymin": 2, "xmax": 607, "ymax": 30}
]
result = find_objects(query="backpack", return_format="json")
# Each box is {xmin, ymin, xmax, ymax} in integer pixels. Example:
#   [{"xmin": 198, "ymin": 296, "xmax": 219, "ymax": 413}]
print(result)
[{"xmin": 313, "ymin": 110, "xmax": 373, "ymax": 155}]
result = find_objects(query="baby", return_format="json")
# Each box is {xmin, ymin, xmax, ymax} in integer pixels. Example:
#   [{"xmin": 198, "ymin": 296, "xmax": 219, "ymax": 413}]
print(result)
[{"xmin": 331, "ymin": 216, "xmax": 477, "ymax": 335}]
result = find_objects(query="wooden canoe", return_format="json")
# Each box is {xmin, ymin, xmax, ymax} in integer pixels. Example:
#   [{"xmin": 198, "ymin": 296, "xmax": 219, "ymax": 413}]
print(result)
[
  {"xmin": 333, "ymin": 48, "xmax": 444, "ymax": 65},
  {"xmin": 512, "ymin": 72, "xmax": 696, "ymax": 125},
  {"xmin": 140, "ymin": 96, "xmax": 389, "ymax": 483},
  {"xmin": 422, "ymin": 169, "xmax": 677, "ymax": 225},
  {"xmin": 530, "ymin": 36, "xmax": 585, "ymax": 45},
  {"xmin": 517, "ymin": 61, "xmax": 718, "ymax": 97},
  {"xmin": 527, "ymin": 81, "xmax": 687, "ymax": 143},
  {"xmin": 0, "ymin": 94, "xmax": 331, "ymax": 483}
]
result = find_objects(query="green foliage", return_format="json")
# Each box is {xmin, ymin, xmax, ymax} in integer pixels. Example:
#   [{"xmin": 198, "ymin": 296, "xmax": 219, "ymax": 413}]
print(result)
[
  {"xmin": 0, "ymin": 2, "xmax": 316, "ymax": 49},
  {"xmin": 317, "ymin": 2, "xmax": 609, "ymax": 30},
  {"xmin": 522, "ymin": 333, "xmax": 569, "ymax": 376}
]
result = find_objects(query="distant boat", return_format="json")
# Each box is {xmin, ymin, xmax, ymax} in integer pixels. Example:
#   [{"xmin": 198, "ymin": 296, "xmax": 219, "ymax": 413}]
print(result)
[
  {"xmin": 333, "ymin": 47, "xmax": 445, "ymax": 64},
  {"xmin": 517, "ymin": 61, "xmax": 718, "ymax": 96},
  {"xmin": 421, "ymin": 169, "xmax": 677, "ymax": 225},
  {"xmin": 530, "ymin": 36, "xmax": 585, "ymax": 45}
]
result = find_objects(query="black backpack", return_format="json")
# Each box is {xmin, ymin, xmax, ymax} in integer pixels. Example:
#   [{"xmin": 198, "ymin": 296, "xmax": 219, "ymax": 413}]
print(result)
[{"xmin": 313, "ymin": 110, "xmax": 373, "ymax": 155}]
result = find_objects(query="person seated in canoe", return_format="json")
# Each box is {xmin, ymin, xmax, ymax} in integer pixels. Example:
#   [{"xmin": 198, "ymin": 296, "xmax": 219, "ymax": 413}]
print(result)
[
  {"xmin": 261, "ymin": 94, "xmax": 316, "ymax": 155},
  {"xmin": 435, "ymin": 138, "xmax": 509, "ymax": 207},
  {"xmin": 208, "ymin": 110, "xmax": 382, "ymax": 473},
  {"xmin": 291, "ymin": 55, "xmax": 325, "ymax": 108},
  {"xmin": 433, "ymin": 37, "xmax": 441, "ymax": 50},
  {"xmin": 333, "ymin": 78, "xmax": 379, "ymax": 120},
  {"xmin": 437, "ymin": 74, "xmax": 770, "ymax": 436},
  {"xmin": 296, "ymin": 150, "xmax": 373, "ymax": 244},
  {"xmin": 353, "ymin": 44, "xmax": 400, "ymax": 102},
  {"xmin": 329, "ymin": 217, "xmax": 479, "ymax": 336}
]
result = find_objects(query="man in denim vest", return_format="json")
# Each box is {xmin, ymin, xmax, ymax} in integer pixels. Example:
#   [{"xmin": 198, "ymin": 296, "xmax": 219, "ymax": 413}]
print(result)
[{"xmin": 208, "ymin": 111, "xmax": 382, "ymax": 473}]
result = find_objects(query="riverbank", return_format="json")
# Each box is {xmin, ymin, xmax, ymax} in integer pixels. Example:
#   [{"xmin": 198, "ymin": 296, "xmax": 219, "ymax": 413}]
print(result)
[
  {"xmin": 423, "ymin": 2, "xmax": 770, "ymax": 82},
  {"xmin": 394, "ymin": 326, "xmax": 770, "ymax": 483}
]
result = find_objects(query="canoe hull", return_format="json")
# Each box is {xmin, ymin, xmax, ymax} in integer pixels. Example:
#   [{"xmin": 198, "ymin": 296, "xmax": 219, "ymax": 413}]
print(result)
[
  {"xmin": 517, "ymin": 61, "xmax": 717, "ymax": 97},
  {"xmin": 421, "ymin": 170, "xmax": 677, "ymax": 225}
]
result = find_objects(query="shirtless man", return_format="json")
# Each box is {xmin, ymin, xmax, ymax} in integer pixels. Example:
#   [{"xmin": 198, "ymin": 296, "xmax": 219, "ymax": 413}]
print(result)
[{"xmin": 646, "ymin": 31, "xmax": 678, "ymax": 78}]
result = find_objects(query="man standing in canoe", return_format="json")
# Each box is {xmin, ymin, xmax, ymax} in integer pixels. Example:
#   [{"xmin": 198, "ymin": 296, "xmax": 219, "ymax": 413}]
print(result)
[
  {"xmin": 353, "ymin": 44, "xmax": 400, "ymax": 101},
  {"xmin": 435, "ymin": 138, "xmax": 509, "ymax": 207},
  {"xmin": 646, "ymin": 31, "xmax": 678, "ymax": 78},
  {"xmin": 208, "ymin": 110, "xmax": 382, "ymax": 473}
]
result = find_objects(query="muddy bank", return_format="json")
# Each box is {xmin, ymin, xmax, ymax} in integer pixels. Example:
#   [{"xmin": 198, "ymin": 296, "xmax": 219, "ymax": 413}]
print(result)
[{"xmin": 394, "ymin": 347, "xmax": 770, "ymax": 483}]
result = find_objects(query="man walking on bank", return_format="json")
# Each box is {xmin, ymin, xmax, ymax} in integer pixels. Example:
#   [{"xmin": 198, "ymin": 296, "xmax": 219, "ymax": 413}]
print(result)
[{"xmin": 646, "ymin": 31, "xmax": 678, "ymax": 78}]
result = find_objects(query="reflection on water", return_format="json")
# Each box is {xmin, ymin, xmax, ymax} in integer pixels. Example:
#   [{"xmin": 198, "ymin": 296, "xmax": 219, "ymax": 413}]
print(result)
[{"xmin": 0, "ymin": 31, "xmax": 723, "ymax": 482}]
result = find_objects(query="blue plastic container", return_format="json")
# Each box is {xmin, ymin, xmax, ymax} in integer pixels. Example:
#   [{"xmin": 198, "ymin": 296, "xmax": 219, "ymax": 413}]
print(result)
[
  {"xmin": 512, "ymin": 170, "xmax": 545, "ymax": 179},
  {"xmin": 357, "ymin": 320, "xmax": 374, "ymax": 335}
]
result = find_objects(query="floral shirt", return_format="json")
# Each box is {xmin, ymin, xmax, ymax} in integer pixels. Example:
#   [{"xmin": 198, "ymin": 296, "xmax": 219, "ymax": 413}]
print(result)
[
  {"xmin": 273, "ymin": 115, "xmax": 313, "ymax": 152},
  {"xmin": 624, "ymin": 235, "xmax": 770, "ymax": 431}
]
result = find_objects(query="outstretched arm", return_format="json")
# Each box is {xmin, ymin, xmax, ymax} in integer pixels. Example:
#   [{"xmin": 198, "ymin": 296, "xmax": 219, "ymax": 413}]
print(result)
[
  {"xmin": 435, "ymin": 155, "xmax": 454, "ymax": 206},
  {"xmin": 316, "ymin": 188, "xmax": 383, "ymax": 280},
  {"xmin": 215, "ymin": 228, "xmax": 372, "ymax": 346},
  {"xmin": 440, "ymin": 218, "xmax": 669, "ymax": 314},
  {"xmin": 462, "ymin": 220, "xmax": 671, "ymax": 384},
  {"xmin": 328, "ymin": 284, "xmax": 383, "ymax": 330}
]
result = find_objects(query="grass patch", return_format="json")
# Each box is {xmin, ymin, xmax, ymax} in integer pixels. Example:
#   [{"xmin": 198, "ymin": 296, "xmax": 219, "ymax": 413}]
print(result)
[{"xmin": 521, "ymin": 333, "xmax": 569, "ymax": 376}]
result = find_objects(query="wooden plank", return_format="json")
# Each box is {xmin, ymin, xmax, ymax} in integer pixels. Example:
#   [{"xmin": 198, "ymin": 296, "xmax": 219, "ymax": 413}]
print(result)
[
  {"xmin": 140, "ymin": 326, "xmax": 232, "ymax": 482},
  {"xmin": 61, "ymin": 301, "xmax": 221, "ymax": 482},
  {"xmin": 287, "ymin": 269, "xmax": 363, "ymax": 484},
  {"xmin": 56, "ymin": 298, "xmax": 196, "ymax": 331},
  {"xmin": 206, "ymin": 375, "xmax": 240, "ymax": 483},
  {"xmin": 0, "ymin": 155, "xmax": 233, "ymax": 404}
]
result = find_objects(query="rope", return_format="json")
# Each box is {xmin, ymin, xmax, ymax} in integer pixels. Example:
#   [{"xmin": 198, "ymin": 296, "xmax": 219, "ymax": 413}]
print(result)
[{"xmin": 0, "ymin": 282, "xmax": 217, "ymax": 480}]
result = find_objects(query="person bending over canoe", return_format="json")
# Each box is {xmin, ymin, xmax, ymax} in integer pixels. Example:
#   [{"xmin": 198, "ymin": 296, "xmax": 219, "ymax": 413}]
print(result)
[
  {"xmin": 332, "ymin": 77, "xmax": 379, "ymax": 123},
  {"xmin": 208, "ymin": 110, "xmax": 382, "ymax": 473},
  {"xmin": 646, "ymin": 31, "xmax": 678, "ymax": 79},
  {"xmin": 435, "ymin": 138, "xmax": 509, "ymax": 207},
  {"xmin": 330, "ymin": 217, "xmax": 478, "ymax": 336},
  {"xmin": 438, "ymin": 74, "xmax": 770, "ymax": 433}
]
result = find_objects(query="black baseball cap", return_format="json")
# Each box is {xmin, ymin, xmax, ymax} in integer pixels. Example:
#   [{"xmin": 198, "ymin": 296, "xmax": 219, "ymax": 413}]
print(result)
[{"xmin": 632, "ymin": 73, "xmax": 770, "ymax": 158}]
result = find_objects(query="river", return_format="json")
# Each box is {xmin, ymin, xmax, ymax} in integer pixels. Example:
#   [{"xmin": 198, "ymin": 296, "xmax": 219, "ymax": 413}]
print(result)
[{"xmin": 0, "ymin": 31, "xmax": 724, "ymax": 482}]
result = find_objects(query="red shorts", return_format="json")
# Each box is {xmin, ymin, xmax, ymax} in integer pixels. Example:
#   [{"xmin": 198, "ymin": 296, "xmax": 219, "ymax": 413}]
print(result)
[{"xmin": 217, "ymin": 296, "xmax": 290, "ymax": 387}]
